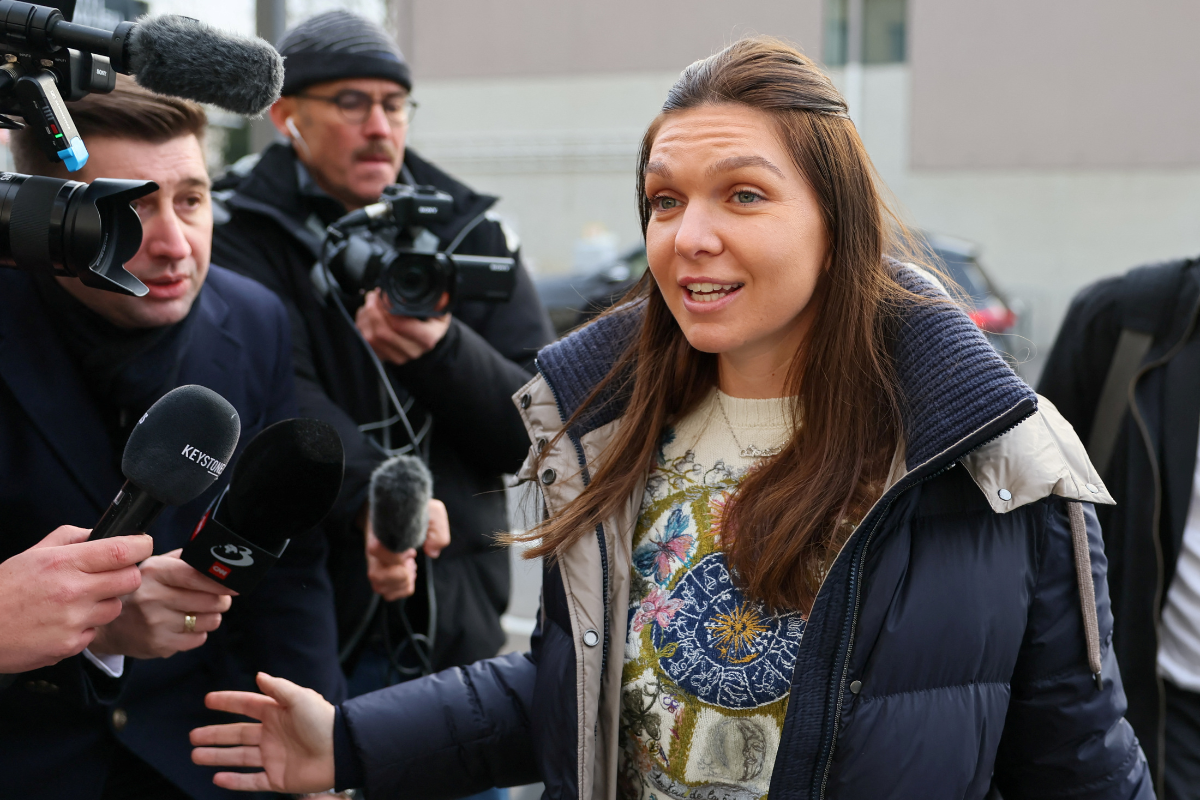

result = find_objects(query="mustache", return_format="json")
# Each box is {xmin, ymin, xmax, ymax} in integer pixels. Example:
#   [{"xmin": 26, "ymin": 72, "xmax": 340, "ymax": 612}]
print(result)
[{"xmin": 353, "ymin": 142, "xmax": 400, "ymax": 161}]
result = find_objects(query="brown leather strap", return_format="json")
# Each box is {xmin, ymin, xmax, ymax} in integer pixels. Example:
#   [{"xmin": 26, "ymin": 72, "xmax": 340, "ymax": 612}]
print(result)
[
  {"xmin": 1087, "ymin": 328, "xmax": 1152, "ymax": 478},
  {"xmin": 1068, "ymin": 501, "xmax": 1103, "ymax": 690}
]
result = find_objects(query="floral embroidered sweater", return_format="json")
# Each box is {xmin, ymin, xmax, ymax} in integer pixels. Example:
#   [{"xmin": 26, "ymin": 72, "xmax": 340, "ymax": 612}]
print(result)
[{"xmin": 618, "ymin": 389, "xmax": 802, "ymax": 800}]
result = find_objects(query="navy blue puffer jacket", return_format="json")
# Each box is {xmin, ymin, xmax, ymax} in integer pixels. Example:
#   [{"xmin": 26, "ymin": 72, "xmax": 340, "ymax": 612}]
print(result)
[{"xmin": 336, "ymin": 268, "xmax": 1153, "ymax": 800}]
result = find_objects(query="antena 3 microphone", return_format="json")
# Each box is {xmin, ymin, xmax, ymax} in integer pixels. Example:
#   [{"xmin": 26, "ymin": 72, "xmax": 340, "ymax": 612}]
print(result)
[
  {"xmin": 90, "ymin": 385, "xmax": 241, "ymax": 541},
  {"xmin": 370, "ymin": 455, "xmax": 433, "ymax": 553},
  {"xmin": 182, "ymin": 419, "xmax": 344, "ymax": 593}
]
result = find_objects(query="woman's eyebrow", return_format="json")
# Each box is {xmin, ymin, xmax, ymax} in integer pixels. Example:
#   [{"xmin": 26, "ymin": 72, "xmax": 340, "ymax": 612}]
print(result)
[
  {"xmin": 706, "ymin": 155, "xmax": 784, "ymax": 178},
  {"xmin": 646, "ymin": 160, "xmax": 673, "ymax": 178}
]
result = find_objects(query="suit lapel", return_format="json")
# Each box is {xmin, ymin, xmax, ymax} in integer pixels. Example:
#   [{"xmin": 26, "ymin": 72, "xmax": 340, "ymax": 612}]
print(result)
[
  {"xmin": 0, "ymin": 274, "xmax": 119, "ymax": 510},
  {"xmin": 175, "ymin": 280, "xmax": 241, "ymax": 393}
]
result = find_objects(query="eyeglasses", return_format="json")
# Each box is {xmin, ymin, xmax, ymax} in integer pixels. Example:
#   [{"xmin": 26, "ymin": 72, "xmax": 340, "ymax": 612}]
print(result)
[{"xmin": 295, "ymin": 90, "xmax": 418, "ymax": 126}]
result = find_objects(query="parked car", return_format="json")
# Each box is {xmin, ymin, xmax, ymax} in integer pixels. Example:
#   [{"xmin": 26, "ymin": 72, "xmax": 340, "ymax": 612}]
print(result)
[{"xmin": 535, "ymin": 233, "xmax": 1019, "ymax": 345}]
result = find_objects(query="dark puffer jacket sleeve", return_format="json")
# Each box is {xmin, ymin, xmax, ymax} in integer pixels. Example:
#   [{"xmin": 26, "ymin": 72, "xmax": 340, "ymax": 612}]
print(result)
[
  {"xmin": 339, "ymin": 650, "xmax": 540, "ymax": 798},
  {"xmin": 993, "ymin": 499, "xmax": 1153, "ymax": 799}
]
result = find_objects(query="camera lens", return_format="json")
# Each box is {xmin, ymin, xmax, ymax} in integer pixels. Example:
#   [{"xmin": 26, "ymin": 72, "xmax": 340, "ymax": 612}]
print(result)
[
  {"xmin": 0, "ymin": 172, "xmax": 156, "ymax": 295},
  {"xmin": 381, "ymin": 252, "xmax": 449, "ymax": 315},
  {"xmin": 395, "ymin": 263, "xmax": 432, "ymax": 300}
]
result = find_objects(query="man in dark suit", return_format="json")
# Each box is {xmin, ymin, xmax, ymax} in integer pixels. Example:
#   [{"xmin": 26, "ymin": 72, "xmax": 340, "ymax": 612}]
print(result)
[{"xmin": 0, "ymin": 77, "xmax": 344, "ymax": 798}]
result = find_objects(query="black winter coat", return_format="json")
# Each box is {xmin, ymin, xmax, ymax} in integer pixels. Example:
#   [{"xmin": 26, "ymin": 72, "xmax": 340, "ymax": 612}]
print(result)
[
  {"xmin": 1040, "ymin": 256, "xmax": 1200, "ymax": 791},
  {"xmin": 334, "ymin": 267, "xmax": 1152, "ymax": 799},
  {"xmin": 212, "ymin": 144, "xmax": 554, "ymax": 669}
]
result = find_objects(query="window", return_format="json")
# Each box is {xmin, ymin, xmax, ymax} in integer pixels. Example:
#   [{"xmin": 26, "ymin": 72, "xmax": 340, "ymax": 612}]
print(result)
[{"xmin": 824, "ymin": 0, "xmax": 907, "ymax": 67}]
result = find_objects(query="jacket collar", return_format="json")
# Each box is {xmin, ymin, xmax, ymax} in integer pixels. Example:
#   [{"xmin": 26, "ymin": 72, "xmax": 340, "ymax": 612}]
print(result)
[
  {"xmin": 0, "ymin": 270, "xmax": 240, "ymax": 511},
  {"xmin": 221, "ymin": 143, "xmax": 500, "ymax": 256},
  {"xmin": 535, "ymin": 264, "xmax": 1039, "ymax": 477}
]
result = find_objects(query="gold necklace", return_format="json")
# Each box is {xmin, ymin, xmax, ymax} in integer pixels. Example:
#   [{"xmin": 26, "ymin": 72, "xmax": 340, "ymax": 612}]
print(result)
[{"xmin": 716, "ymin": 394, "xmax": 783, "ymax": 459}]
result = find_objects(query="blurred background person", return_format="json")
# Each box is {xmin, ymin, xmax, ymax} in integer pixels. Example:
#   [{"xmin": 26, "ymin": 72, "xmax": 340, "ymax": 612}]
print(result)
[
  {"xmin": 1040, "ymin": 255, "xmax": 1200, "ymax": 800},
  {"xmin": 211, "ymin": 10, "xmax": 552, "ymax": 707},
  {"xmin": 0, "ymin": 77, "xmax": 343, "ymax": 799}
]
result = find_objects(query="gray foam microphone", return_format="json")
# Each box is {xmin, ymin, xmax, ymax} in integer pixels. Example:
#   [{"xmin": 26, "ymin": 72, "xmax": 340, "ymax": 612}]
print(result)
[
  {"xmin": 124, "ymin": 16, "xmax": 284, "ymax": 116},
  {"xmin": 369, "ymin": 455, "xmax": 432, "ymax": 553}
]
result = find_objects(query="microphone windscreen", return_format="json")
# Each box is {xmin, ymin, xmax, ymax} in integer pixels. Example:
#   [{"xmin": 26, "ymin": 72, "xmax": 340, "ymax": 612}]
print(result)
[
  {"xmin": 122, "ymin": 385, "xmax": 241, "ymax": 506},
  {"xmin": 218, "ymin": 418, "xmax": 344, "ymax": 551},
  {"xmin": 127, "ymin": 16, "xmax": 284, "ymax": 115},
  {"xmin": 369, "ymin": 455, "xmax": 432, "ymax": 553}
]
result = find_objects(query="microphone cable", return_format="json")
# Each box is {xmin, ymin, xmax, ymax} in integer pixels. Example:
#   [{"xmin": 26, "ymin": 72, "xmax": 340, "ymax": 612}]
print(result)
[{"xmin": 321, "ymin": 207, "xmax": 492, "ymax": 680}]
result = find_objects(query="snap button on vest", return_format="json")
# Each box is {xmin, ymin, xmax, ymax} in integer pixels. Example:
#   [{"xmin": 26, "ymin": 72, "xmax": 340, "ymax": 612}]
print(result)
[
  {"xmin": 583, "ymin": 629, "xmax": 600, "ymax": 647},
  {"xmin": 520, "ymin": 393, "xmax": 532, "ymax": 409},
  {"xmin": 537, "ymin": 437, "xmax": 548, "ymax": 453},
  {"xmin": 112, "ymin": 708, "xmax": 128, "ymax": 731},
  {"xmin": 1086, "ymin": 483, "xmax": 1098, "ymax": 493},
  {"xmin": 541, "ymin": 468, "xmax": 556, "ymax": 485},
  {"xmin": 998, "ymin": 488, "xmax": 1012, "ymax": 501},
  {"xmin": 849, "ymin": 680, "xmax": 862, "ymax": 694}
]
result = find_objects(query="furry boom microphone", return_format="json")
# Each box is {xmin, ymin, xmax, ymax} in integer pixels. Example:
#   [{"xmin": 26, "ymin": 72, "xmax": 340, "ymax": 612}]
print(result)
[
  {"xmin": 370, "ymin": 455, "xmax": 433, "ymax": 553},
  {"xmin": 45, "ymin": 13, "xmax": 284, "ymax": 115},
  {"xmin": 123, "ymin": 16, "xmax": 284, "ymax": 116}
]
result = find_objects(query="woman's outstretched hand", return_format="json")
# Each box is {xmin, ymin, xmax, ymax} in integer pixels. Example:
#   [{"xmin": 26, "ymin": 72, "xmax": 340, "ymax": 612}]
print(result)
[{"xmin": 190, "ymin": 672, "xmax": 337, "ymax": 793}]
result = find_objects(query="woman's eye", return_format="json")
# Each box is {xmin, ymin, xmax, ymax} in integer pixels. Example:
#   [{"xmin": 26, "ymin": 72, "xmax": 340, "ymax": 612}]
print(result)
[
  {"xmin": 734, "ymin": 191, "xmax": 761, "ymax": 204},
  {"xmin": 654, "ymin": 196, "xmax": 679, "ymax": 211}
]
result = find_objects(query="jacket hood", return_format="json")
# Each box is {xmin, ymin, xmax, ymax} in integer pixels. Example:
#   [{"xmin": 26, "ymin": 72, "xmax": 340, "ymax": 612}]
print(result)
[{"xmin": 530, "ymin": 263, "xmax": 1112, "ymax": 512}]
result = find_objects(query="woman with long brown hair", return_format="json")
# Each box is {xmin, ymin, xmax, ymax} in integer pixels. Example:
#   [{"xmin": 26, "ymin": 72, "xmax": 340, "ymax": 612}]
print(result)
[{"xmin": 190, "ymin": 37, "xmax": 1151, "ymax": 799}]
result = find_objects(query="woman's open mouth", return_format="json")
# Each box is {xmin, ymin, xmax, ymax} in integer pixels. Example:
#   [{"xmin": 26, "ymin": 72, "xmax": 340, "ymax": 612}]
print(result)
[{"xmin": 685, "ymin": 281, "xmax": 744, "ymax": 303}]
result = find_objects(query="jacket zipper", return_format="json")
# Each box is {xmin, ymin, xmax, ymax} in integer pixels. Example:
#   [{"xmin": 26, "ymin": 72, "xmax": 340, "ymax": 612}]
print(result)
[
  {"xmin": 816, "ymin": 401, "xmax": 1036, "ymax": 799},
  {"xmin": 1125, "ymin": 291, "xmax": 1200, "ymax": 796}
]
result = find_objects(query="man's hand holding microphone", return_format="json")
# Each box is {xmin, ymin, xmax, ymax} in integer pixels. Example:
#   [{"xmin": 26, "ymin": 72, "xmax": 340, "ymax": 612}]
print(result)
[
  {"xmin": 88, "ymin": 548, "xmax": 236, "ymax": 660},
  {"xmin": 365, "ymin": 498, "xmax": 449, "ymax": 601},
  {"xmin": 363, "ymin": 454, "xmax": 449, "ymax": 601},
  {"xmin": 0, "ymin": 526, "xmax": 152, "ymax": 673},
  {"xmin": 0, "ymin": 386, "xmax": 242, "ymax": 674}
]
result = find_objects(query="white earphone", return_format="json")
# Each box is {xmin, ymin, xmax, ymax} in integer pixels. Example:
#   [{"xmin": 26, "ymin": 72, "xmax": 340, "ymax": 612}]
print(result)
[{"xmin": 285, "ymin": 116, "xmax": 312, "ymax": 159}]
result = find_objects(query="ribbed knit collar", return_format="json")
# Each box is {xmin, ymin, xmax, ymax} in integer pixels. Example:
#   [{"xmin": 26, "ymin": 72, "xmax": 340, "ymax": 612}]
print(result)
[{"xmin": 536, "ymin": 264, "xmax": 1037, "ymax": 473}]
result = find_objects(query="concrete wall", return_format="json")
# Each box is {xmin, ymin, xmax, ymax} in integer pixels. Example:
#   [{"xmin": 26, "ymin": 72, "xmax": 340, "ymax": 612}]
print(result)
[
  {"xmin": 396, "ymin": 0, "xmax": 822, "ymax": 79},
  {"xmin": 851, "ymin": 63, "xmax": 1200, "ymax": 381},
  {"xmin": 910, "ymin": 0, "xmax": 1200, "ymax": 169}
]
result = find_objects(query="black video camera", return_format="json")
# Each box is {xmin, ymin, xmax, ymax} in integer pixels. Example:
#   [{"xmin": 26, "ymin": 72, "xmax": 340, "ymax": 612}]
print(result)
[
  {"xmin": 320, "ymin": 184, "xmax": 517, "ymax": 318},
  {"xmin": 0, "ymin": 0, "xmax": 155, "ymax": 295}
]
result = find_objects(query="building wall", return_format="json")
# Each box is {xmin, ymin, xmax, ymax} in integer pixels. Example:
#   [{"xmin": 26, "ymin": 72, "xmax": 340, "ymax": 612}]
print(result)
[
  {"xmin": 909, "ymin": 0, "xmax": 1200, "ymax": 169},
  {"xmin": 397, "ymin": 0, "xmax": 822, "ymax": 79},
  {"xmin": 854, "ymin": 65, "xmax": 1200, "ymax": 380}
]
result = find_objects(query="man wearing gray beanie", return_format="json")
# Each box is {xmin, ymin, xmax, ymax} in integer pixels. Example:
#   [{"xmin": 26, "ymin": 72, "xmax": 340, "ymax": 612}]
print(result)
[{"xmin": 211, "ymin": 10, "xmax": 553, "ymax": 740}]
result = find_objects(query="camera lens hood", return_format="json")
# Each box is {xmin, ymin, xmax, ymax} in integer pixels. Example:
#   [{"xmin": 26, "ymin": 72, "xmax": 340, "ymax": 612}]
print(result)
[{"xmin": 0, "ymin": 172, "xmax": 156, "ymax": 295}]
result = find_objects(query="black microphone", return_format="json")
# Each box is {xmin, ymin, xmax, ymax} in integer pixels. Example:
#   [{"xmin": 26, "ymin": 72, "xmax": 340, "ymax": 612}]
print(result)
[
  {"xmin": 181, "ymin": 418, "xmax": 343, "ymax": 592},
  {"xmin": 90, "ymin": 385, "xmax": 241, "ymax": 541},
  {"xmin": 370, "ymin": 455, "xmax": 433, "ymax": 553},
  {"xmin": 48, "ymin": 14, "xmax": 284, "ymax": 115}
]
